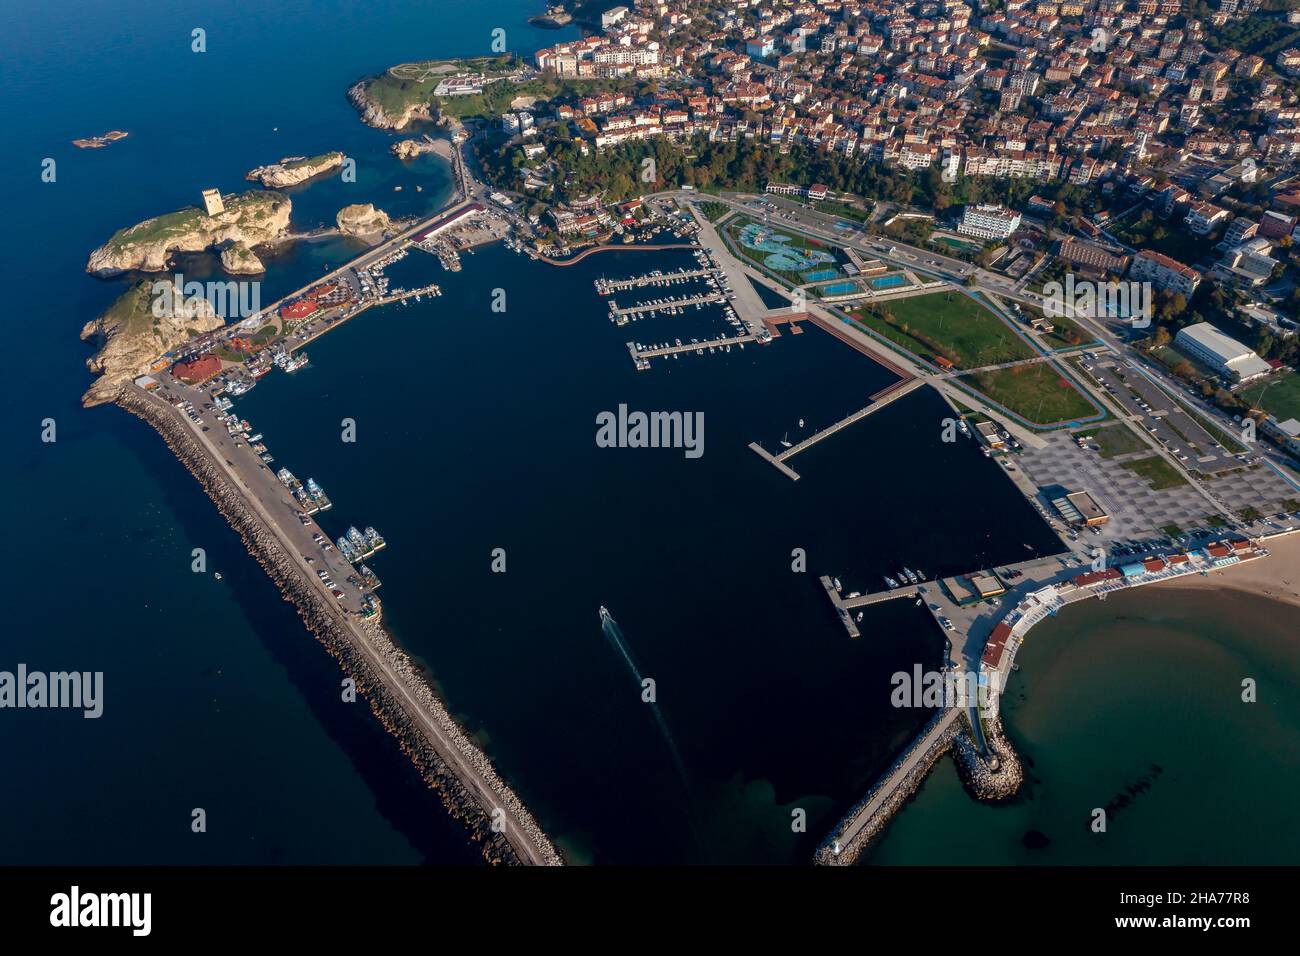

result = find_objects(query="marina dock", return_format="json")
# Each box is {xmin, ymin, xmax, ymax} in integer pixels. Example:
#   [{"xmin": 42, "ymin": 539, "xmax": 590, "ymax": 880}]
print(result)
[
  {"xmin": 748, "ymin": 441, "xmax": 802, "ymax": 481},
  {"xmin": 608, "ymin": 291, "xmax": 726, "ymax": 324},
  {"xmin": 595, "ymin": 267, "xmax": 719, "ymax": 293},
  {"xmin": 751, "ymin": 377, "xmax": 925, "ymax": 480}
]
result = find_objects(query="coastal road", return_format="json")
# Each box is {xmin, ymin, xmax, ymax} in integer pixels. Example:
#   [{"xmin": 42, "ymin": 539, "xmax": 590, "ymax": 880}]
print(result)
[{"xmin": 139, "ymin": 385, "xmax": 559, "ymax": 865}]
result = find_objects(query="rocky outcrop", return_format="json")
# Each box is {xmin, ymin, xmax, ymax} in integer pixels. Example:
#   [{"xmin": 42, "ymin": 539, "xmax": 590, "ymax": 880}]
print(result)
[
  {"xmin": 336, "ymin": 203, "xmax": 391, "ymax": 239},
  {"xmin": 952, "ymin": 715, "xmax": 1025, "ymax": 800},
  {"xmin": 114, "ymin": 389, "xmax": 564, "ymax": 866},
  {"xmin": 348, "ymin": 79, "xmax": 434, "ymax": 131},
  {"xmin": 81, "ymin": 283, "xmax": 223, "ymax": 406},
  {"xmin": 86, "ymin": 191, "xmax": 292, "ymax": 277},
  {"xmin": 391, "ymin": 136, "xmax": 441, "ymax": 160},
  {"xmin": 245, "ymin": 152, "xmax": 344, "ymax": 188},
  {"xmin": 220, "ymin": 242, "xmax": 265, "ymax": 275}
]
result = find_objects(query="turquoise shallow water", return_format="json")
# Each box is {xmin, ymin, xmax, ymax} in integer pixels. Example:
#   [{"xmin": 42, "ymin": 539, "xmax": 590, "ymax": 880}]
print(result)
[
  {"xmin": 3, "ymin": 0, "xmax": 1292, "ymax": 866},
  {"xmin": 864, "ymin": 586, "xmax": 1300, "ymax": 865}
]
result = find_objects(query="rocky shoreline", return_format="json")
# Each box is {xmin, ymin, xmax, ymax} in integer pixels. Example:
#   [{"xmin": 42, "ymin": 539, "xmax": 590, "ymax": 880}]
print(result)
[
  {"xmin": 815, "ymin": 712, "xmax": 961, "ymax": 866},
  {"xmin": 952, "ymin": 716, "xmax": 1025, "ymax": 801},
  {"xmin": 115, "ymin": 387, "xmax": 563, "ymax": 866},
  {"xmin": 348, "ymin": 80, "xmax": 433, "ymax": 131}
]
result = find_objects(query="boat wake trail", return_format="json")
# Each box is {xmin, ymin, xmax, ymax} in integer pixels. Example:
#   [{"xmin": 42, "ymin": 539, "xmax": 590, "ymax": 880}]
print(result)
[{"xmin": 600, "ymin": 609, "xmax": 691, "ymax": 792}]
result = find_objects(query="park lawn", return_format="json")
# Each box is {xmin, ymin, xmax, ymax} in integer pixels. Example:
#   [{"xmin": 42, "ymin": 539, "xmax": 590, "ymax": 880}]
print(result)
[
  {"xmin": 1240, "ymin": 371, "xmax": 1300, "ymax": 423},
  {"xmin": 1087, "ymin": 423, "xmax": 1149, "ymax": 458},
  {"xmin": 863, "ymin": 292, "xmax": 1037, "ymax": 369},
  {"xmin": 961, "ymin": 362, "xmax": 1098, "ymax": 425},
  {"xmin": 1121, "ymin": 454, "xmax": 1189, "ymax": 490},
  {"xmin": 815, "ymin": 199, "xmax": 870, "ymax": 222}
]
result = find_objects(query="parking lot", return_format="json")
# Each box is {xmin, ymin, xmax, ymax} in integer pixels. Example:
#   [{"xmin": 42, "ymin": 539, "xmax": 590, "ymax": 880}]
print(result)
[{"xmin": 1078, "ymin": 354, "xmax": 1242, "ymax": 474}]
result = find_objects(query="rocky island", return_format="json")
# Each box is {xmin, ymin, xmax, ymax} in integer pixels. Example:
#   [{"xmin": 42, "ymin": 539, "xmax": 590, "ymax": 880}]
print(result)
[
  {"xmin": 245, "ymin": 152, "xmax": 344, "ymax": 188},
  {"xmin": 336, "ymin": 203, "xmax": 391, "ymax": 240},
  {"xmin": 72, "ymin": 130, "xmax": 128, "ymax": 149},
  {"xmin": 81, "ymin": 282, "xmax": 223, "ymax": 407},
  {"xmin": 85, "ymin": 190, "xmax": 292, "ymax": 277},
  {"xmin": 220, "ymin": 242, "xmax": 265, "ymax": 275}
]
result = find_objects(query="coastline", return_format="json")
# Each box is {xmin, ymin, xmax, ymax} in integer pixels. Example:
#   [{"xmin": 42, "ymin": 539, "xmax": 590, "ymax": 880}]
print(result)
[
  {"xmin": 115, "ymin": 386, "xmax": 563, "ymax": 866},
  {"xmin": 1149, "ymin": 530, "xmax": 1300, "ymax": 610}
]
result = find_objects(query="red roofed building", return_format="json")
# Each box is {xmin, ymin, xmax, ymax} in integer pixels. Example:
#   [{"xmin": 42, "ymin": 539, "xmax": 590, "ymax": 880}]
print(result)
[
  {"xmin": 173, "ymin": 354, "xmax": 222, "ymax": 384},
  {"xmin": 1073, "ymin": 568, "xmax": 1123, "ymax": 586},
  {"xmin": 280, "ymin": 300, "xmax": 318, "ymax": 321}
]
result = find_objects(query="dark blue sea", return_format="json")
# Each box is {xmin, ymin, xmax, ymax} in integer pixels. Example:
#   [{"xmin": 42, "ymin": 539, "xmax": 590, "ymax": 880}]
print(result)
[{"xmin": 0, "ymin": 0, "xmax": 1060, "ymax": 864}]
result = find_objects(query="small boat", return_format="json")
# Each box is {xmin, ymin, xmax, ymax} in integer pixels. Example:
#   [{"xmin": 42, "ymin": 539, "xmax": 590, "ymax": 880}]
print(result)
[
  {"xmin": 884, "ymin": 575, "xmax": 899, "ymax": 588},
  {"xmin": 598, "ymin": 605, "xmax": 612, "ymax": 623},
  {"xmin": 833, "ymin": 577, "xmax": 842, "ymax": 591},
  {"xmin": 779, "ymin": 431, "xmax": 792, "ymax": 449},
  {"xmin": 214, "ymin": 572, "xmax": 223, "ymax": 580},
  {"xmin": 799, "ymin": 418, "xmax": 805, "ymax": 428},
  {"xmin": 856, "ymin": 612, "xmax": 864, "ymax": 622}
]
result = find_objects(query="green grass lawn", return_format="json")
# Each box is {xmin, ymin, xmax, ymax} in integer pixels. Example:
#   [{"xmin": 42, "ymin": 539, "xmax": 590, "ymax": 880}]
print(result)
[
  {"xmin": 858, "ymin": 292, "xmax": 1037, "ymax": 369},
  {"xmin": 814, "ymin": 199, "xmax": 870, "ymax": 222},
  {"xmin": 961, "ymin": 362, "xmax": 1098, "ymax": 425},
  {"xmin": 1087, "ymin": 423, "xmax": 1149, "ymax": 458},
  {"xmin": 1240, "ymin": 371, "xmax": 1300, "ymax": 423},
  {"xmin": 1121, "ymin": 455, "xmax": 1189, "ymax": 490}
]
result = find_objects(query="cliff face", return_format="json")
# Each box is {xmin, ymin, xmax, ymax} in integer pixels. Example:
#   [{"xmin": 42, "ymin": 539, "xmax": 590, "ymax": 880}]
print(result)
[
  {"xmin": 220, "ymin": 242, "xmax": 265, "ymax": 274},
  {"xmin": 336, "ymin": 203, "xmax": 391, "ymax": 239},
  {"xmin": 86, "ymin": 191, "xmax": 292, "ymax": 277},
  {"xmin": 348, "ymin": 80, "xmax": 434, "ymax": 131},
  {"xmin": 81, "ymin": 283, "xmax": 224, "ymax": 406},
  {"xmin": 246, "ymin": 152, "xmax": 344, "ymax": 188}
]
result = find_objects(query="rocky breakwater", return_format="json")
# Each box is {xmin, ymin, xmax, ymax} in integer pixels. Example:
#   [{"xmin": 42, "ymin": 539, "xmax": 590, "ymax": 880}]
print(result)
[
  {"xmin": 814, "ymin": 711, "xmax": 962, "ymax": 866},
  {"xmin": 245, "ymin": 152, "xmax": 344, "ymax": 188},
  {"xmin": 81, "ymin": 283, "xmax": 222, "ymax": 407},
  {"xmin": 113, "ymin": 387, "xmax": 563, "ymax": 866},
  {"xmin": 952, "ymin": 714, "xmax": 1024, "ymax": 801},
  {"xmin": 336, "ymin": 203, "xmax": 391, "ymax": 241},
  {"xmin": 86, "ymin": 190, "xmax": 291, "ymax": 277}
]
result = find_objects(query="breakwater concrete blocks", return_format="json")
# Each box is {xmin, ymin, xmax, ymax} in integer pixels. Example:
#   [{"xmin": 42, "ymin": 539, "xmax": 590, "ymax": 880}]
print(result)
[
  {"xmin": 814, "ymin": 710, "xmax": 961, "ymax": 866},
  {"xmin": 115, "ymin": 387, "xmax": 563, "ymax": 866},
  {"xmin": 952, "ymin": 715, "xmax": 1024, "ymax": 801}
]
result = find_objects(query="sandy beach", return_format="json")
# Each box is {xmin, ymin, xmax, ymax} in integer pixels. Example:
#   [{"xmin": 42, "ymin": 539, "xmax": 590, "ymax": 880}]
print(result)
[{"xmin": 1153, "ymin": 531, "xmax": 1300, "ymax": 610}]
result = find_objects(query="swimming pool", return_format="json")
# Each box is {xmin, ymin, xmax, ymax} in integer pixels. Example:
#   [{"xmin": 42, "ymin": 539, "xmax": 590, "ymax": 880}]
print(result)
[{"xmin": 737, "ymin": 223, "xmax": 837, "ymax": 272}]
